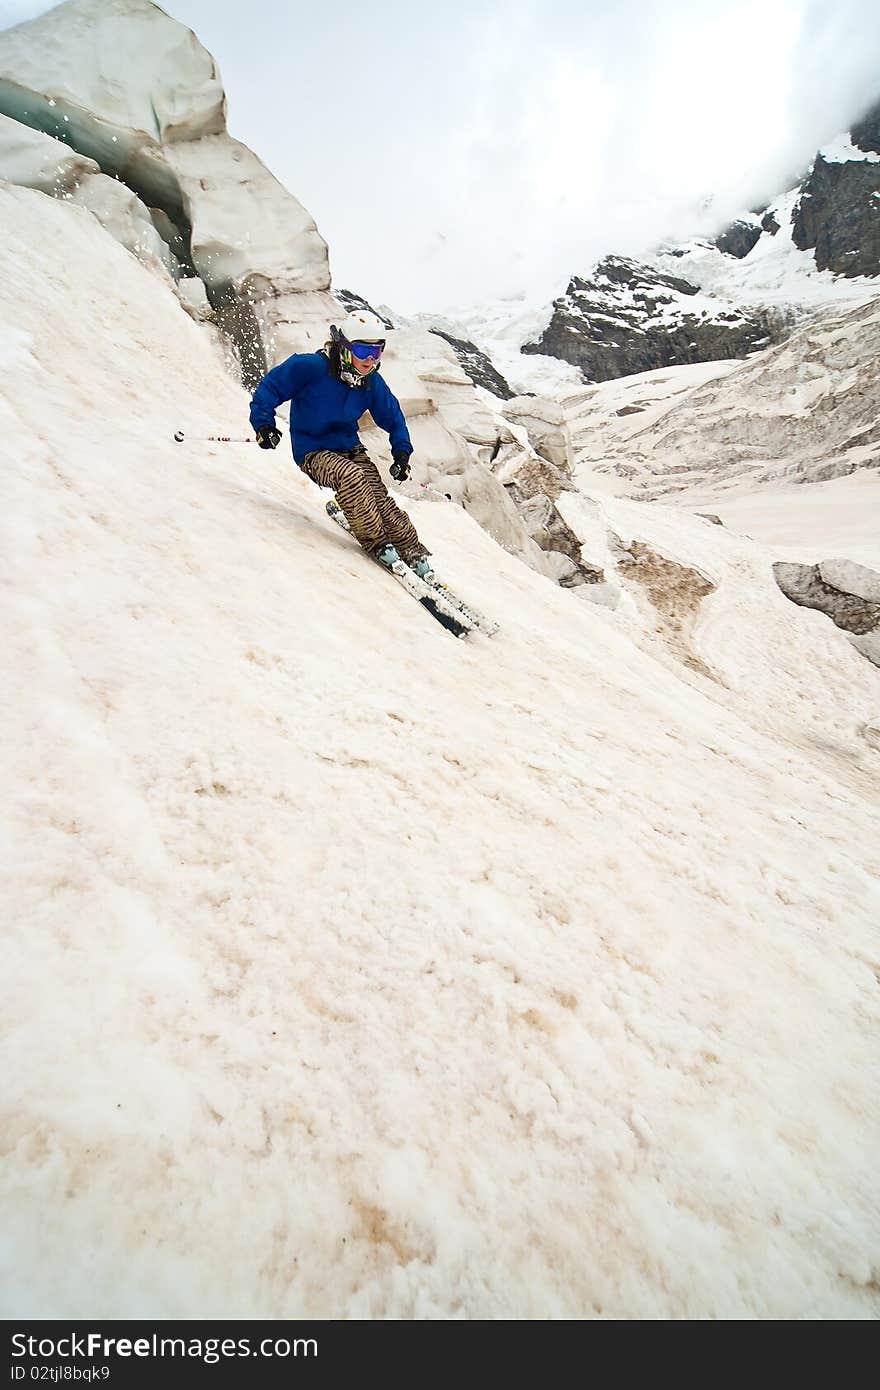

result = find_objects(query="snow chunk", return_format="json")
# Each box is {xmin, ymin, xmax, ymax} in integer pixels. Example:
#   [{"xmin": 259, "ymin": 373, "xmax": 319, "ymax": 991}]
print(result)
[
  {"xmin": 163, "ymin": 134, "xmax": 328, "ymax": 295},
  {"xmin": 0, "ymin": 113, "xmax": 175, "ymax": 277},
  {"xmin": 0, "ymin": 111, "xmax": 99, "ymax": 192},
  {"xmin": 0, "ymin": 0, "xmax": 225, "ymax": 145},
  {"xmin": 176, "ymin": 275, "xmax": 212, "ymax": 319},
  {"xmin": 70, "ymin": 173, "xmax": 177, "ymax": 277}
]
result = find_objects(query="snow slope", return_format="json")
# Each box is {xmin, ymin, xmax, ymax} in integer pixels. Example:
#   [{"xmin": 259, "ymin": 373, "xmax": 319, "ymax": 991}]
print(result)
[
  {"xmin": 565, "ymin": 292, "xmax": 880, "ymax": 539},
  {"xmin": 2, "ymin": 185, "xmax": 879, "ymax": 1319}
]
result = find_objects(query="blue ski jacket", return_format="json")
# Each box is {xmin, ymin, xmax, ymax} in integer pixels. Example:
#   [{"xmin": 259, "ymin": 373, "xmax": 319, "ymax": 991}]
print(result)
[{"xmin": 249, "ymin": 351, "xmax": 413, "ymax": 466}]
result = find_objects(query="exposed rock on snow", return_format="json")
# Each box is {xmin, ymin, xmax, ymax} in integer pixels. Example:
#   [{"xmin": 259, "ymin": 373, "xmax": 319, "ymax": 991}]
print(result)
[
  {"xmin": 792, "ymin": 154, "xmax": 880, "ymax": 278},
  {"xmin": 523, "ymin": 255, "xmax": 780, "ymax": 382},
  {"xmin": 333, "ymin": 288, "xmax": 394, "ymax": 330},
  {"xmin": 402, "ymin": 443, "xmax": 580, "ymax": 588},
  {"xmin": 773, "ymin": 555, "xmax": 880, "ymax": 671},
  {"xmin": 515, "ymin": 494, "xmax": 603, "ymax": 587},
  {"xmin": 471, "ymin": 396, "xmax": 604, "ymax": 585},
  {"xmin": 482, "ymin": 394, "xmax": 607, "ymax": 586},
  {"xmin": 773, "ymin": 559, "xmax": 880, "ymax": 669},
  {"xmin": 852, "ymin": 97, "xmax": 880, "ymax": 155},
  {"xmin": 426, "ymin": 327, "xmax": 514, "ymax": 401},
  {"xmin": 714, "ymin": 216, "xmax": 763, "ymax": 260},
  {"xmin": 760, "ymin": 208, "xmax": 781, "ymax": 236},
  {"xmin": 772, "ymin": 562, "xmax": 880, "ymax": 635},
  {"xmin": 491, "ymin": 444, "xmax": 571, "ymax": 504}
]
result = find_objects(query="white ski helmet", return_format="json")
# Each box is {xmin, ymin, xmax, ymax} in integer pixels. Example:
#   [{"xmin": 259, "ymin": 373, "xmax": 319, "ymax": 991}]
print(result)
[{"xmin": 338, "ymin": 309, "xmax": 386, "ymax": 344}]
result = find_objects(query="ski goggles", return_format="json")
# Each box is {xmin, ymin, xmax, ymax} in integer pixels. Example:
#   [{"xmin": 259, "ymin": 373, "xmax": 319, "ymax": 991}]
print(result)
[{"xmin": 347, "ymin": 339, "xmax": 385, "ymax": 360}]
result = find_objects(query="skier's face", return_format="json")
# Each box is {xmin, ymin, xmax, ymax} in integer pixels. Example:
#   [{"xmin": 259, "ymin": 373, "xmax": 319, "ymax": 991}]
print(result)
[
  {"xmin": 344, "ymin": 338, "xmax": 384, "ymax": 377},
  {"xmin": 351, "ymin": 353, "xmax": 378, "ymax": 376}
]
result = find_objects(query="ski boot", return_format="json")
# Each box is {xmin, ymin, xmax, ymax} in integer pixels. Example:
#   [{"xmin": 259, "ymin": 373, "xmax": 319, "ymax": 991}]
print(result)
[
  {"xmin": 373, "ymin": 542, "xmax": 402, "ymax": 569},
  {"xmin": 408, "ymin": 555, "xmax": 435, "ymax": 581}
]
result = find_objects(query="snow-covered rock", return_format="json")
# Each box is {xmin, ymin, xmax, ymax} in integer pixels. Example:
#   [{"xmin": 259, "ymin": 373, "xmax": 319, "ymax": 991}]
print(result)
[
  {"xmin": 522, "ymin": 255, "xmax": 782, "ymax": 383},
  {"xmin": 651, "ymin": 114, "xmax": 880, "ymax": 313},
  {"xmin": 389, "ymin": 303, "xmax": 514, "ymax": 400},
  {"xmin": 408, "ymin": 300, "xmax": 588, "ymax": 399},
  {"xmin": 161, "ymin": 132, "xmax": 331, "ymax": 334},
  {"xmin": 772, "ymin": 561, "xmax": 880, "ymax": 634},
  {"xmin": 0, "ymin": 0, "xmax": 225, "ymax": 144},
  {"xmin": 0, "ymin": 0, "xmax": 334, "ymax": 384}
]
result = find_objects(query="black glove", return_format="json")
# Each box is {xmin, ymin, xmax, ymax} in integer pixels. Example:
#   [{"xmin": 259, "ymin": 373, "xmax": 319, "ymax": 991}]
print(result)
[
  {"xmin": 390, "ymin": 452, "xmax": 411, "ymax": 482},
  {"xmin": 255, "ymin": 425, "xmax": 282, "ymax": 450}
]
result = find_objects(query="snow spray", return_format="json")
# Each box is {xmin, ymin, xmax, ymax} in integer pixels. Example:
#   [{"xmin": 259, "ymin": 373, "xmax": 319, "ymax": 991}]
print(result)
[{"xmin": 173, "ymin": 430, "xmax": 257, "ymax": 444}]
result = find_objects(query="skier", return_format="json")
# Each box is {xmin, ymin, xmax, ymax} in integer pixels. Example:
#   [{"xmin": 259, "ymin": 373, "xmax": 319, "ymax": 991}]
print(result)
[{"xmin": 249, "ymin": 309, "xmax": 433, "ymax": 576}]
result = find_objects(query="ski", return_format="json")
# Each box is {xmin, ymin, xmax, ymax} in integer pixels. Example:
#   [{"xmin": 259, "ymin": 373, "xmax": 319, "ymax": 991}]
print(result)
[
  {"xmin": 387, "ymin": 561, "xmax": 472, "ymax": 638},
  {"xmin": 325, "ymin": 498, "xmax": 474, "ymax": 637},
  {"xmin": 420, "ymin": 572, "xmax": 499, "ymax": 638},
  {"xmin": 325, "ymin": 497, "xmax": 497, "ymax": 637}
]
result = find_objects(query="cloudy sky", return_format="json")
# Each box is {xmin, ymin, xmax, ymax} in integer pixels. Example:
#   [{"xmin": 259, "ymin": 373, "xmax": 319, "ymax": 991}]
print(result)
[{"xmin": 2, "ymin": 0, "xmax": 879, "ymax": 313}]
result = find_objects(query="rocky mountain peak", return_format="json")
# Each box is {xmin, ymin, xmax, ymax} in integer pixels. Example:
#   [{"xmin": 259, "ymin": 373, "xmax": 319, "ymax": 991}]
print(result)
[{"xmin": 522, "ymin": 253, "xmax": 778, "ymax": 383}]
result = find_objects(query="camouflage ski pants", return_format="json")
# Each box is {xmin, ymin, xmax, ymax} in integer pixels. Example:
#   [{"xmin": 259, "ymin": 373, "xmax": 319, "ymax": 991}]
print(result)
[{"xmin": 301, "ymin": 445, "xmax": 427, "ymax": 561}]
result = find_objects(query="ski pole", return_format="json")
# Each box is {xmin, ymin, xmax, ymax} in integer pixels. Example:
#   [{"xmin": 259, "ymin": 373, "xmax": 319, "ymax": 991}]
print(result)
[
  {"xmin": 173, "ymin": 430, "xmax": 263, "ymax": 444},
  {"xmin": 409, "ymin": 480, "xmax": 455, "ymax": 503}
]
